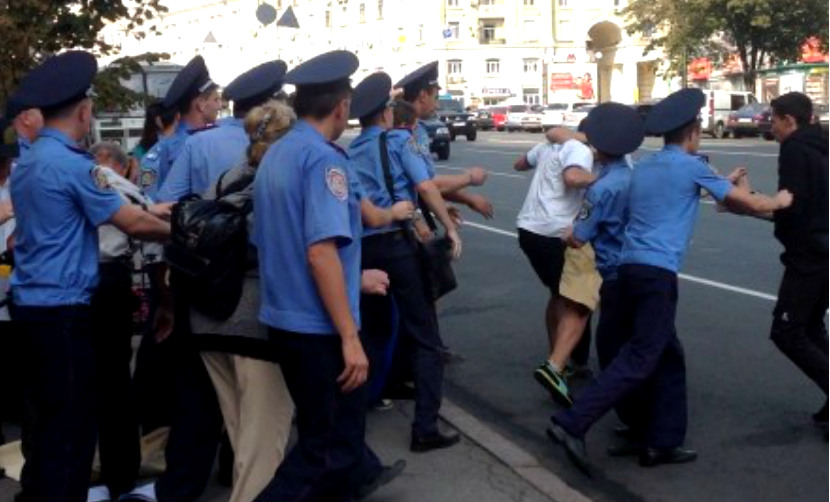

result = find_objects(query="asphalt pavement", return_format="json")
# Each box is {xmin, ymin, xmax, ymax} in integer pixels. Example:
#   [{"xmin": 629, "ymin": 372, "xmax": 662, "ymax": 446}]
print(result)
[{"xmin": 425, "ymin": 130, "xmax": 828, "ymax": 502}]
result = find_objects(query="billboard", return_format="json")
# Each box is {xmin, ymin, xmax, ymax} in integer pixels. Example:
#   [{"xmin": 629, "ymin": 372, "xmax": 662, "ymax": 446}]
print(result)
[{"xmin": 549, "ymin": 63, "xmax": 597, "ymax": 102}]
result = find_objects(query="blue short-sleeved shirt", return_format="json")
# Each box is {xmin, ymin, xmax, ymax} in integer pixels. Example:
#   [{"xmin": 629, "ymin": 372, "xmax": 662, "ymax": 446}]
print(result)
[
  {"xmin": 10, "ymin": 128, "xmax": 125, "ymax": 306},
  {"xmin": 415, "ymin": 121, "xmax": 436, "ymax": 179},
  {"xmin": 156, "ymin": 119, "xmax": 249, "ymax": 202},
  {"xmin": 138, "ymin": 140, "xmax": 166, "ymax": 201},
  {"xmin": 253, "ymin": 120, "xmax": 363, "ymax": 335},
  {"xmin": 573, "ymin": 159, "xmax": 632, "ymax": 281},
  {"xmin": 349, "ymin": 126, "xmax": 429, "ymax": 236},
  {"xmin": 155, "ymin": 121, "xmax": 196, "ymax": 191},
  {"xmin": 620, "ymin": 145, "xmax": 733, "ymax": 273}
]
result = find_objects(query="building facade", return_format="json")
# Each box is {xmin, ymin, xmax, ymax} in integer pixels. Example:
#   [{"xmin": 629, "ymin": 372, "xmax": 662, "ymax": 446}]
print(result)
[{"xmin": 102, "ymin": 0, "xmax": 672, "ymax": 107}]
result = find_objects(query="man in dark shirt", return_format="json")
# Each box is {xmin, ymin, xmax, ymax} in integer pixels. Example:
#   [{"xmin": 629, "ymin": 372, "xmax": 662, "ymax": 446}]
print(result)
[{"xmin": 766, "ymin": 92, "xmax": 828, "ymax": 426}]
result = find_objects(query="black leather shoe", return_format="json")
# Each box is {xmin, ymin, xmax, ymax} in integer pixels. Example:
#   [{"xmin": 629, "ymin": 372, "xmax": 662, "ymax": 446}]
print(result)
[
  {"xmin": 546, "ymin": 422, "xmax": 591, "ymax": 477},
  {"xmin": 354, "ymin": 459, "xmax": 407, "ymax": 500},
  {"xmin": 639, "ymin": 447, "xmax": 697, "ymax": 467},
  {"xmin": 410, "ymin": 430, "xmax": 460, "ymax": 452}
]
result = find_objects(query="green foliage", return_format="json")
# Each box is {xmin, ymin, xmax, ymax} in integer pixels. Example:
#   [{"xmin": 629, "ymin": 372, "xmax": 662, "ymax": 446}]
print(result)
[
  {"xmin": 0, "ymin": 0, "xmax": 169, "ymax": 110},
  {"xmin": 623, "ymin": 0, "xmax": 829, "ymax": 88}
]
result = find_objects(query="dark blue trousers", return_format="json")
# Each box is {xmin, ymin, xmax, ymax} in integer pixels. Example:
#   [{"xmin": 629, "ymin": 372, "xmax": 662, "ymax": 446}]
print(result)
[
  {"xmin": 11, "ymin": 305, "xmax": 98, "ymax": 502},
  {"xmin": 361, "ymin": 232, "xmax": 444, "ymax": 437},
  {"xmin": 555, "ymin": 264, "xmax": 688, "ymax": 449},
  {"xmin": 255, "ymin": 329, "xmax": 377, "ymax": 502}
]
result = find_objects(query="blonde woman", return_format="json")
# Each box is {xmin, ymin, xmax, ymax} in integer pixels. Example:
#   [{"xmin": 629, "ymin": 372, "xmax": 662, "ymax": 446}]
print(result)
[{"xmin": 191, "ymin": 100, "xmax": 296, "ymax": 502}]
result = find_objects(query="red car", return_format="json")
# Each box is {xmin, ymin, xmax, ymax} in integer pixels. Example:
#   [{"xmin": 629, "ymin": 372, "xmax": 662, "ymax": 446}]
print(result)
[{"xmin": 489, "ymin": 107, "xmax": 508, "ymax": 131}]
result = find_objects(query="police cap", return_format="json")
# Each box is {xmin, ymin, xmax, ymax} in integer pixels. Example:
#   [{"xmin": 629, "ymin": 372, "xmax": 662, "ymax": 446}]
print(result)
[
  {"xmin": 224, "ymin": 60, "xmax": 288, "ymax": 112},
  {"xmin": 0, "ymin": 117, "xmax": 19, "ymax": 159},
  {"xmin": 163, "ymin": 56, "xmax": 218, "ymax": 110},
  {"xmin": 395, "ymin": 61, "xmax": 441, "ymax": 100},
  {"xmin": 350, "ymin": 72, "xmax": 392, "ymax": 120},
  {"xmin": 583, "ymin": 102, "xmax": 645, "ymax": 156},
  {"xmin": 284, "ymin": 50, "xmax": 359, "ymax": 94},
  {"xmin": 13, "ymin": 51, "xmax": 97, "ymax": 115},
  {"xmin": 645, "ymin": 88, "xmax": 705, "ymax": 135}
]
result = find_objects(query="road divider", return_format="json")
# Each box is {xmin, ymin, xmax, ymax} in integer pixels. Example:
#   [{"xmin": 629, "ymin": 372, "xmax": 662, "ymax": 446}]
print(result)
[{"xmin": 462, "ymin": 221, "xmax": 777, "ymax": 302}]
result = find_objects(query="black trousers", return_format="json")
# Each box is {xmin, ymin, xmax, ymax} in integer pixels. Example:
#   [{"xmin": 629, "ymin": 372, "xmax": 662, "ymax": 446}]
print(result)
[
  {"xmin": 90, "ymin": 262, "xmax": 141, "ymax": 498},
  {"xmin": 556, "ymin": 265, "xmax": 688, "ymax": 449},
  {"xmin": 255, "ymin": 329, "xmax": 374, "ymax": 502},
  {"xmin": 154, "ymin": 271, "xmax": 224, "ymax": 502},
  {"xmin": 0, "ymin": 319, "xmax": 24, "ymax": 432},
  {"xmin": 11, "ymin": 305, "xmax": 97, "ymax": 502},
  {"xmin": 361, "ymin": 232, "xmax": 444, "ymax": 437},
  {"xmin": 770, "ymin": 266, "xmax": 829, "ymax": 395}
]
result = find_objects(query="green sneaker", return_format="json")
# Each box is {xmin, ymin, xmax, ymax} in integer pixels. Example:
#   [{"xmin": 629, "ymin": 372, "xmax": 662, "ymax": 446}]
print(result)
[{"xmin": 534, "ymin": 364, "xmax": 573, "ymax": 407}]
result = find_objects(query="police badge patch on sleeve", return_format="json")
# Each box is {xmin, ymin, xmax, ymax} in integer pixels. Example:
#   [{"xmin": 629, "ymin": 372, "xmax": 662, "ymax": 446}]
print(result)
[
  {"xmin": 91, "ymin": 166, "xmax": 113, "ymax": 190},
  {"xmin": 325, "ymin": 166, "xmax": 349, "ymax": 201},
  {"xmin": 577, "ymin": 200, "xmax": 593, "ymax": 221}
]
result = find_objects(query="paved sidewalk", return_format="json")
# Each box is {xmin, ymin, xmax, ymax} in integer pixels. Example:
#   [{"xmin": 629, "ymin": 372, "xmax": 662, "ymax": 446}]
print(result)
[{"xmin": 0, "ymin": 400, "xmax": 558, "ymax": 502}]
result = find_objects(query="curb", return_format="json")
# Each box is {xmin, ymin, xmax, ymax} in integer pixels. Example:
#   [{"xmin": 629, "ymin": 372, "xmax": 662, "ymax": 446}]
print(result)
[{"xmin": 440, "ymin": 399, "xmax": 593, "ymax": 502}]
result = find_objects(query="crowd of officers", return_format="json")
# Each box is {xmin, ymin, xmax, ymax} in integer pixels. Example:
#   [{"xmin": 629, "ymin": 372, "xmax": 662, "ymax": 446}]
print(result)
[{"xmin": 0, "ymin": 42, "xmax": 825, "ymax": 502}]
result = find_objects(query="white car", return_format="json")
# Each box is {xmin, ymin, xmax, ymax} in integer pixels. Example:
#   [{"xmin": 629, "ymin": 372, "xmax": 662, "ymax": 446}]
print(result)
[
  {"xmin": 561, "ymin": 103, "xmax": 597, "ymax": 129},
  {"xmin": 505, "ymin": 104, "xmax": 531, "ymax": 132},
  {"xmin": 542, "ymin": 102, "xmax": 593, "ymax": 130},
  {"xmin": 521, "ymin": 105, "xmax": 544, "ymax": 132}
]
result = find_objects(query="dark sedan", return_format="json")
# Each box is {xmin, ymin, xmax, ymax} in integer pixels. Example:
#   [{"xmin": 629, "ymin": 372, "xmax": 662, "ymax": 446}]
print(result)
[
  {"xmin": 726, "ymin": 102, "xmax": 769, "ymax": 138},
  {"xmin": 475, "ymin": 109, "xmax": 495, "ymax": 131}
]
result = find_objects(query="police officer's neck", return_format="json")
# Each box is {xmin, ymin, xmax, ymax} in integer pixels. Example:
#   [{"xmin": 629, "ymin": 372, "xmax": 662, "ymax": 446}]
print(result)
[
  {"xmin": 664, "ymin": 139, "xmax": 698, "ymax": 155},
  {"xmin": 44, "ymin": 119, "xmax": 87, "ymax": 143},
  {"xmin": 301, "ymin": 116, "xmax": 342, "ymax": 142},
  {"xmin": 181, "ymin": 110, "xmax": 208, "ymax": 131}
]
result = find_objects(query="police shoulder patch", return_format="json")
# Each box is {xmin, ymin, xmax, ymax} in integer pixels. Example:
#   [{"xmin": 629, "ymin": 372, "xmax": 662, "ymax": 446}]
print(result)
[
  {"xmin": 91, "ymin": 166, "xmax": 113, "ymax": 190},
  {"xmin": 325, "ymin": 166, "xmax": 349, "ymax": 201},
  {"xmin": 577, "ymin": 200, "xmax": 593, "ymax": 221},
  {"xmin": 407, "ymin": 135, "xmax": 420, "ymax": 155}
]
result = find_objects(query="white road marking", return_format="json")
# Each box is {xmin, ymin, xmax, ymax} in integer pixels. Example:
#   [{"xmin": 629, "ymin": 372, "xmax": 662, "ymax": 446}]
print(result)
[
  {"xmin": 639, "ymin": 146, "xmax": 778, "ymax": 158},
  {"xmin": 435, "ymin": 165, "xmax": 526, "ymax": 179},
  {"xmin": 462, "ymin": 221, "xmax": 778, "ymax": 302}
]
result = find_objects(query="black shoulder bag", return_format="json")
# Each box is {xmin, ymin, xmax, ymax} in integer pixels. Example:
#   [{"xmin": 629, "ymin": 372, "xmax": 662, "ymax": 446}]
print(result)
[{"xmin": 379, "ymin": 132, "xmax": 457, "ymax": 301}]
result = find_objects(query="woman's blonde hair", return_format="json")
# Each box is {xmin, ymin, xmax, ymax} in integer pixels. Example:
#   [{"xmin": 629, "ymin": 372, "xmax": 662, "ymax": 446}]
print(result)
[{"xmin": 244, "ymin": 100, "xmax": 296, "ymax": 167}]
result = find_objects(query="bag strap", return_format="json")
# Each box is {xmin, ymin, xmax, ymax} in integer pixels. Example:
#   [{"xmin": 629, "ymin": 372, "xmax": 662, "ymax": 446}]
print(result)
[
  {"xmin": 215, "ymin": 169, "xmax": 230, "ymax": 198},
  {"xmin": 378, "ymin": 131, "xmax": 397, "ymax": 203}
]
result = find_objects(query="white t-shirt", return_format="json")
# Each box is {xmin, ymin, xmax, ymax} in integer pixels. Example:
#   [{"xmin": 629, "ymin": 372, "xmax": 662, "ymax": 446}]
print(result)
[{"xmin": 516, "ymin": 140, "xmax": 594, "ymax": 238}]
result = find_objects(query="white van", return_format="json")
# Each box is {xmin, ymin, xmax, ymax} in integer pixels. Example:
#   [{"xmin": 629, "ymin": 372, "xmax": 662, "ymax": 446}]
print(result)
[{"xmin": 700, "ymin": 90, "xmax": 759, "ymax": 139}]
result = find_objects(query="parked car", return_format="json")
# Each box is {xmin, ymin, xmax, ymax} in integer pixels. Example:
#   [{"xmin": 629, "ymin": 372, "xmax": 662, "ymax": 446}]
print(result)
[
  {"xmin": 700, "ymin": 90, "xmax": 759, "ymax": 139},
  {"xmin": 505, "ymin": 104, "xmax": 531, "ymax": 132},
  {"xmin": 421, "ymin": 114, "xmax": 451, "ymax": 160},
  {"xmin": 561, "ymin": 103, "xmax": 597, "ymax": 129},
  {"xmin": 541, "ymin": 102, "xmax": 592, "ymax": 130},
  {"xmin": 726, "ymin": 102, "xmax": 769, "ymax": 138},
  {"xmin": 475, "ymin": 108, "xmax": 495, "ymax": 131},
  {"xmin": 521, "ymin": 105, "xmax": 544, "ymax": 132},
  {"xmin": 490, "ymin": 106, "xmax": 508, "ymax": 131},
  {"xmin": 436, "ymin": 98, "xmax": 477, "ymax": 141},
  {"xmin": 757, "ymin": 107, "xmax": 774, "ymax": 140}
]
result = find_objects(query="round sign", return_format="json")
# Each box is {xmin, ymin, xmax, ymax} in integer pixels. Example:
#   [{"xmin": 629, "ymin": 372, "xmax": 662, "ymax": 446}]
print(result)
[{"xmin": 256, "ymin": 3, "xmax": 278, "ymax": 25}]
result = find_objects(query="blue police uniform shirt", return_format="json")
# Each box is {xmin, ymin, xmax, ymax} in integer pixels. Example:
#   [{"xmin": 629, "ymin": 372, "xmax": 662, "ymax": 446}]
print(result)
[
  {"xmin": 415, "ymin": 121, "xmax": 436, "ymax": 179},
  {"xmin": 349, "ymin": 126, "xmax": 429, "ymax": 236},
  {"xmin": 155, "ymin": 121, "xmax": 194, "ymax": 191},
  {"xmin": 156, "ymin": 118, "xmax": 248, "ymax": 202},
  {"xmin": 253, "ymin": 120, "xmax": 363, "ymax": 335},
  {"xmin": 138, "ymin": 139, "xmax": 166, "ymax": 201},
  {"xmin": 573, "ymin": 159, "xmax": 632, "ymax": 281},
  {"xmin": 10, "ymin": 128, "xmax": 125, "ymax": 306},
  {"xmin": 620, "ymin": 145, "xmax": 733, "ymax": 273}
]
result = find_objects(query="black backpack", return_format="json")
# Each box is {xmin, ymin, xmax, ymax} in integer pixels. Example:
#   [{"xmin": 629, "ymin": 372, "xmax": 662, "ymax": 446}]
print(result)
[{"xmin": 164, "ymin": 170, "xmax": 256, "ymax": 321}]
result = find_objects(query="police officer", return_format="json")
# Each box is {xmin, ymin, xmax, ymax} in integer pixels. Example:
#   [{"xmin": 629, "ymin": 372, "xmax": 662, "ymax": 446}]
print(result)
[
  {"xmin": 349, "ymin": 71, "xmax": 463, "ymax": 451},
  {"xmin": 252, "ymin": 50, "xmax": 401, "ymax": 502},
  {"xmin": 394, "ymin": 61, "xmax": 494, "ymax": 221},
  {"xmin": 547, "ymin": 89, "xmax": 793, "ymax": 475},
  {"xmin": 8, "ymin": 51, "xmax": 170, "ymax": 502},
  {"xmin": 137, "ymin": 101, "xmax": 179, "ymax": 201},
  {"xmin": 156, "ymin": 60, "xmax": 288, "ymax": 202},
  {"xmin": 153, "ymin": 55, "xmax": 221, "ymax": 192},
  {"xmin": 560, "ymin": 103, "xmax": 648, "ymax": 454}
]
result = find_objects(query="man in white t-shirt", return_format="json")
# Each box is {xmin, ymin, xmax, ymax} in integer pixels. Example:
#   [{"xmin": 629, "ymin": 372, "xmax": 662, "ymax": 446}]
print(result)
[{"xmin": 514, "ymin": 138, "xmax": 595, "ymax": 400}]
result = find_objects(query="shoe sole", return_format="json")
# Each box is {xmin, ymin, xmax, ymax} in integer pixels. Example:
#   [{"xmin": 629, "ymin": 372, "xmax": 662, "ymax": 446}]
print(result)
[
  {"xmin": 639, "ymin": 453, "xmax": 698, "ymax": 467},
  {"xmin": 534, "ymin": 369, "xmax": 573, "ymax": 408},
  {"xmin": 546, "ymin": 427, "xmax": 592, "ymax": 477},
  {"xmin": 410, "ymin": 435, "xmax": 461, "ymax": 453}
]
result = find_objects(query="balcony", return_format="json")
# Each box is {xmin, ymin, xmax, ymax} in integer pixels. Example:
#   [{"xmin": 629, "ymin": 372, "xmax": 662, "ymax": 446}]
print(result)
[{"xmin": 479, "ymin": 37, "xmax": 506, "ymax": 45}]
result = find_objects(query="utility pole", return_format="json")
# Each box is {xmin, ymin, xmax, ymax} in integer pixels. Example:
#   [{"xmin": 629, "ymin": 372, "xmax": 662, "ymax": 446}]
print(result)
[{"xmin": 681, "ymin": 47, "xmax": 688, "ymax": 88}]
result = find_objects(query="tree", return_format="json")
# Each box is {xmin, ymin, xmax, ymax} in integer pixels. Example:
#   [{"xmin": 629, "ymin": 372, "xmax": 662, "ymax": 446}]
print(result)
[
  {"xmin": 0, "ymin": 0, "xmax": 169, "ymax": 111},
  {"xmin": 623, "ymin": 0, "xmax": 830, "ymax": 91}
]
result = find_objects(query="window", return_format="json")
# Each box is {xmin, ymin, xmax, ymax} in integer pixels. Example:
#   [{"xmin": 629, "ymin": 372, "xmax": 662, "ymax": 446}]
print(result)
[
  {"xmin": 524, "ymin": 0, "xmax": 535, "ymax": 4},
  {"xmin": 480, "ymin": 0, "xmax": 496, "ymax": 4},
  {"xmin": 449, "ymin": 21, "xmax": 460, "ymax": 38},
  {"xmin": 523, "ymin": 19, "xmax": 538, "ymax": 41},
  {"xmin": 486, "ymin": 59, "xmax": 500, "ymax": 74},
  {"xmin": 418, "ymin": 24, "xmax": 424, "ymax": 42},
  {"xmin": 730, "ymin": 94, "xmax": 747, "ymax": 110},
  {"xmin": 448, "ymin": 0, "xmax": 459, "ymax": 6},
  {"xmin": 482, "ymin": 24, "xmax": 496, "ymax": 43},
  {"xmin": 360, "ymin": 3, "xmax": 365, "ymax": 22},
  {"xmin": 523, "ymin": 58, "xmax": 539, "ymax": 73},
  {"xmin": 557, "ymin": 19, "xmax": 572, "ymax": 41},
  {"xmin": 523, "ymin": 88, "xmax": 541, "ymax": 105},
  {"xmin": 448, "ymin": 60, "xmax": 463, "ymax": 75},
  {"xmin": 325, "ymin": 10, "xmax": 331, "ymax": 27},
  {"xmin": 557, "ymin": 0, "xmax": 568, "ymax": 6},
  {"xmin": 378, "ymin": 0, "xmax": 383, "ymax": 19}
]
